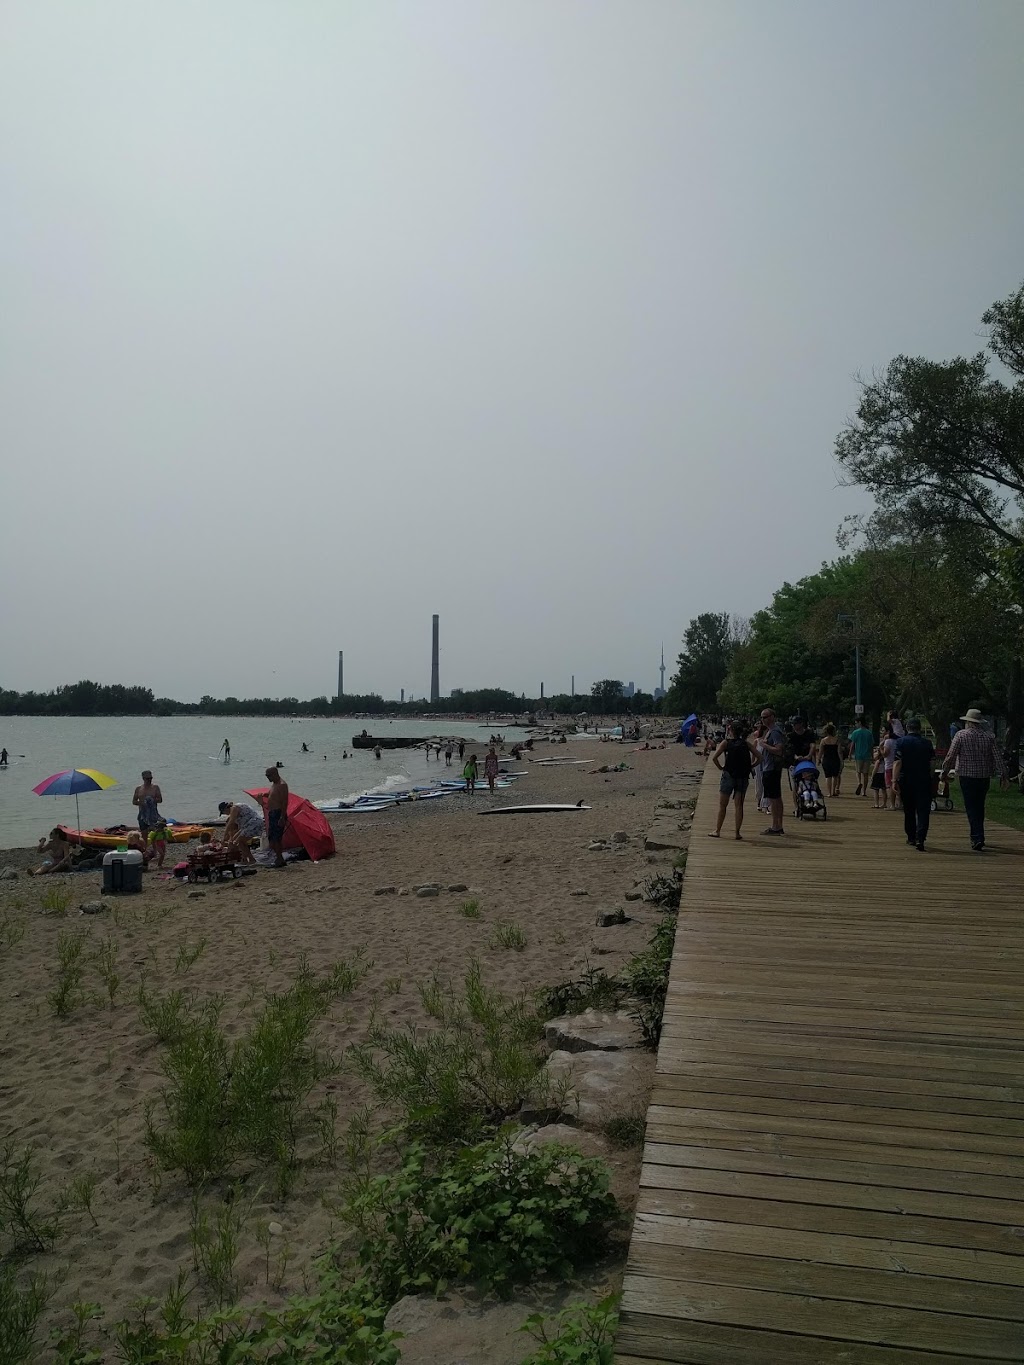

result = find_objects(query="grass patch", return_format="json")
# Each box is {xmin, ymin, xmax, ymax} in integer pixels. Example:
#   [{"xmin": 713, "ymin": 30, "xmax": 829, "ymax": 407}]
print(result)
[
  {"xmin": 458, "ymin": 898, "xmax": 482, "ymax": 918},
  {"xmin": 47, "ymin": 929, "xmax": 90, "ymax": 1018},
  {"xmin": 0, "ymin": 909, "xmax": 26, "ymax": 951},
  {"xmin": 353, "ymin": 961, "xmax": 544, "ymax": 1144},
  {"xmin": 93, "ymin": 935, "xmax": 121, "ymax": 1009},
  {"xmin": 138, "ymin": 985, "xmax": 211, "ymax": 1046},
  {"xmin": 950, "ymin": 781, "xmax": 1024, "ymax": 834},
  {"xmin": 145, "ymin": 958, "xmax": 363, "ymax": 1189},
  {"xmin": 490, "ymin": 921, "xmax": 527, "ymax": 951},
  {"xmin": 174, "ymin": 935, "xmax": 208, "ymax": 974},
  {"xmin": 602, "ymin": 1109, "xmax": 648, "ymax": 1149},
  {"xmin": 38, "ymin": 884, "xmax": 71, "ymax": 914},
  {"xmin": 0, "ymin": 1143, "xmax": 67, "ymax": 1256},
  {"xmin": 0, "ymin": 1265, "xmax": 54, "ymax": 1363},
  {"xmin": 540, "ymin": 967, "xmax": 627, "ymax": 1018},
  {"xmin": 622, "ymin": 912, "xmax": 677, "ymax": 1047}
]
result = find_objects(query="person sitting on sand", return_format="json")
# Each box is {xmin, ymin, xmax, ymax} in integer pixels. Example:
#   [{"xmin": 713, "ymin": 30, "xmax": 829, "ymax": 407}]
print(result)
[
  {"xmin": 29, "ymin": 827, "xmax": 74, "ymax": 876},
  {"xmin": 218, "ymin": 801, "xmax": 261, "ymax": 863},
  {"xmin": 463, "ymin": 754, "xmax": 479, "ymax": 792},
  {"xmin": 483, "ymin": 746, "xmax": 500, "ymax": 793}
]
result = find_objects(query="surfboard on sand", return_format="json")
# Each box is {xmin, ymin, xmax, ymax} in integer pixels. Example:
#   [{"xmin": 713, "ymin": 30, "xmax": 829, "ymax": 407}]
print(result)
[{"xmin": 479, "ymin": 802, "xmax": 590, "ymax": 815}]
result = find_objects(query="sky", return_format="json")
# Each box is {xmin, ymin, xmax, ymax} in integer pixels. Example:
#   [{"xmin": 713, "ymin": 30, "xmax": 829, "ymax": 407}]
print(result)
[{"xmin": 2, "ymin": 1, "xmax": 1023, "ymax": 702}]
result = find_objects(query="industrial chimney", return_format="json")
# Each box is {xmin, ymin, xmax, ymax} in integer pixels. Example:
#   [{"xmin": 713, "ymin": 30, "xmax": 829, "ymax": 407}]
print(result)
[{"xmin": 430, "ymin": 615, "xmax": 440, "ymax": 703}]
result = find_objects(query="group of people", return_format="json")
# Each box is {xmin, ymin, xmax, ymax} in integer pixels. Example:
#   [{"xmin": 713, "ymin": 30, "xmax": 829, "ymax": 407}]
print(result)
[{"xmin": 708, "ymin": 707, "xmax": 1009, "ymax": 851}]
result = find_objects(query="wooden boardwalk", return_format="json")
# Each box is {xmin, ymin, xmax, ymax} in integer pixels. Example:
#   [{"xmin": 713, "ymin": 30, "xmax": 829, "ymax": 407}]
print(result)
[{"xmin": 617, "ymin": 764, "xmax": 1024, "ymax": 1364}]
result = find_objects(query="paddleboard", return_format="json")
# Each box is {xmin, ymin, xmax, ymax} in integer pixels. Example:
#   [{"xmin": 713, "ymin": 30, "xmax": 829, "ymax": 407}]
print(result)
[
  {"xmin": 478, "ymin": 803, "xmax": 590, "ymax": 815},
  {"xmin": 529, "ymin": 759, "xmax": 594, "ymax": 766}
]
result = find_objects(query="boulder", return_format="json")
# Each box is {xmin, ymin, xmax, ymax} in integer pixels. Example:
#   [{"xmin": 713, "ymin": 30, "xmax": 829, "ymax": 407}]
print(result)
[
  {"xmin": 530, "ymin": 1048, "xmax": 650, "ymax": 1126},
  {"xmin": 415, "ymin": 885, "xmax": 440, "ymax": 898},
  {"xmin": 587, "ymin": 842, "xmax": 607, "ymax": 853},
  {"xmin": 624, "ymin": 890, "xmax": 642, "ymax": 902},
  {"xmin": 544, "ymin": 1009, "xmax": 643, "ymax": 1054},
  {"xmin": 511, "ymin": 1123, "xmax": 608, "ymax": 1157},
  {"xmin": 384, "ymin": 1291, "xmax": 550, "ymax": 1365},
  {"xmin": 610, "ymin": 831, "xmax": 629, "ymax": 844},
  {"xmin": 595, "ymin": 910, "xmax": 628, "ymax": 928},
  {"xmin": 644, "ymin": 818, "xmax": 689, "ymax": 852},
  {"xmin": 0, "ymin": 866, "xmax": 19, "ymax": 882},
  {"xmin": 79, "ymin": 900, "xmax": 110, "ymax": 915},
  {"xmin": 446, "ymin": 883, "xmax": 468, "ymax": 893}
]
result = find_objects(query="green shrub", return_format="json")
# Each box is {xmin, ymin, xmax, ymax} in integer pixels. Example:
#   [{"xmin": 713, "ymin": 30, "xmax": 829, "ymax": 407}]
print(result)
[
  {"xmin": 540, "ymin": 968, "xmax": 626, "ymax": 1019},
  {"xmin": 622, "ymin": 913, "xmax": 677, "ymax": 1047},
  {"xmin": 458, "ymin": 898, "xmax": 482, "ymax": 918},
  {"xmin": 47, "ymin": 929, "xmax": 90, "ymax": 1017},
  {"xmin": 146, "ymin": 959, "xmax": 362, "ymax": 1187},
  {"xmin": 342, "ymin": 1138, "xmax": 618, "ymax": 1302},
  {"xmin": 0, "ymin": 1142, "xmax": 67, "ymax": 1256},
  {"xmin": 352, "ymin": 961, "xmax": 544, "ymax": 1143},
  {"xmin": 39, "ymin": 884, "xmax": 72, "ymax": 914},
  {"xmin": 490, "ymin": 921, "xmax": 527, "ymax": 951},
  {"xmin": 602, "ymin": 1110, "xmax": 647, "ymax": 1149},
  {"xmin": 520, "ymin": 1293, "xmax": 620, "ymax": 1364},
  {"xmin": 138, "ymin": 986, "xmax": 210, "ymax": 1046},
  {"xmin": 0, "ymin": 1265, "xmax": 54, "ymax": 1364}
]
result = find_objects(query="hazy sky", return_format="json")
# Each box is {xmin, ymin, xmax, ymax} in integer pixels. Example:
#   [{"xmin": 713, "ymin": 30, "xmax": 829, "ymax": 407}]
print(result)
[{"xmin": 3, "ymin": 1, "xmax": 1022, "ymax": 701}]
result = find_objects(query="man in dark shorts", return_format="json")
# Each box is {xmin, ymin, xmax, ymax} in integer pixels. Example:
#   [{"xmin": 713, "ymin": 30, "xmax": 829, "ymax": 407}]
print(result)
[
  {"xmin": 265, "ymin": 766, "xmax": 289, "ymax": 868},
  {"xmin": 892, "ymin": 718, "xmax": 935, "ymax": 851},
  {"xmin": 758, "ymin": 708, "xmax": 787, "ymax": 836},
  {"xmin": 132, "ymin": 770, "xmax": 163, "ymax": 839}
]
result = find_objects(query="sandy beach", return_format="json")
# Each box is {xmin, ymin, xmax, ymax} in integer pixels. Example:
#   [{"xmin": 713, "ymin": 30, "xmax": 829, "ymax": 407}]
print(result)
[{"xmin": 0, "ymin": 737, "xmax": 700, "ymax": 1357}]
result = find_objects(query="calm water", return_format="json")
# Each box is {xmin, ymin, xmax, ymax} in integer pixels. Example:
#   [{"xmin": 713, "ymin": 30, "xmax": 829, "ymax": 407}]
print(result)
[{"xmin": 0, "ymin": 716, "xmax": 526, "ymax": 847}]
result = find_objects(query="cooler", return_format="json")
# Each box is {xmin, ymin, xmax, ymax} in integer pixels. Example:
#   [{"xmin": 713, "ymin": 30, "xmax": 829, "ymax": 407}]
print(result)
[{"xmin": 102, "ymin": 848, "xmax": 144, "ymax": 893}]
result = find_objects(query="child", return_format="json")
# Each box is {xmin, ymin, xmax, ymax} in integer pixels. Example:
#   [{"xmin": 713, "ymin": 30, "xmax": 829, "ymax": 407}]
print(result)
[
  {"xmin": 463, "ymin": 754, "xmax": 479, "ymax": 793},
  {"xmin": 148, "ymin": 818, "xmax": 171, "ymax": 868},
  {"xmin": 483, "ymin": 746, "xmax": 500, "ymax": 793},
  {"xmin": 870, "ymin": 745, "xmax": 887, "ymax": 808}
]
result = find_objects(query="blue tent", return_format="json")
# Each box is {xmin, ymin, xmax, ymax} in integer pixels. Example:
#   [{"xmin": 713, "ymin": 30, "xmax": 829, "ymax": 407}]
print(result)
[{"xmin": 679, "ymin": 713, "xmax": 698, "ymax": 746}]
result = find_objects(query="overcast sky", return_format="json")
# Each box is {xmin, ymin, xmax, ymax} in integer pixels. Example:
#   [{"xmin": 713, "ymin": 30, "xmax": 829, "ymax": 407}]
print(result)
[{"xmin": 2, "ymin": 1, "xmax": 1022, "ymax": 702}]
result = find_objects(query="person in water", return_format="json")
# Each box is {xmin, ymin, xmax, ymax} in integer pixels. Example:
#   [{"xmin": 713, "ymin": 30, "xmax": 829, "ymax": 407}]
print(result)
[
  {"xmin": 0, "ymin": 748, "xmax": 8, "ymax": 767},
  {"xmin": 301, "ymin": 742, "xmax": 310, "ymax": 753},
  {"xmin": 374, "ymin": 745, "xmax": 382, "ymax": 759},
  {"xmin": 132, "ymin": 770, "xmax": 163, "ymax": 840},
  {"xmin": 220, "ymin": 739, "xmax": 231, "ymax": 762},
  {"xmin": 265, "ymin": 766, "xmax": 290, "ymax": 868},
  {"xmin": 463, "ymin": 753, "xmax": 479, "ymax": 792}
]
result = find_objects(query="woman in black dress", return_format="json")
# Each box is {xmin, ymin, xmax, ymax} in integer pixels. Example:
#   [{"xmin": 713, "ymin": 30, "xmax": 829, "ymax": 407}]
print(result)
[{"xmin": 818, "ymin": 722, "xmax": 843, "ymax": 797}]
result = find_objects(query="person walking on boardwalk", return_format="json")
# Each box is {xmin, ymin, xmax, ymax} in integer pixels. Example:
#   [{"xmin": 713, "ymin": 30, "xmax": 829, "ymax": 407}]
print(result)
[
  {"xmin": 940, "ymin": 709, "xmax": 1008, "ymax": 851},
  {"xmin": 710, "ymin": 721, "xmax": 760, "ymax": 839},
  {"xmin": 758, "ymin": 707, "xmax": 787, "ymax": 836},
  {"xmin": 264, "ymin": 765, "xmax": 290, "ymax": 867},
  {"xmin": 892, "ymin": 718, "xmax": 934, "ymax": 851},
  {"xmin": 848, "ymin": 718, "xmax": 874, "ymax": 796},
  {"xmin": 817, "ymin": 723, "xmax": 843, "ymax": 797}
]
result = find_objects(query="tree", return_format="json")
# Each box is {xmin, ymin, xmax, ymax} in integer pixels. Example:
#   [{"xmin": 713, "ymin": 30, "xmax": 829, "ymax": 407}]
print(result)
[
  {"xmin": 665, "ymin": 613, "xmax": 736, "ymax": 714},
  {"xmin": 590, "ymin": 680, "xmax": 624, "ymax": 713}
]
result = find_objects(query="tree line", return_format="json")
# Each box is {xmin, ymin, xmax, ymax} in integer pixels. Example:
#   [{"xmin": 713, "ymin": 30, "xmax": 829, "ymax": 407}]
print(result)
[{"xmin": 664, "ymin": 281, "xmax": 1024, "ymax": 748}]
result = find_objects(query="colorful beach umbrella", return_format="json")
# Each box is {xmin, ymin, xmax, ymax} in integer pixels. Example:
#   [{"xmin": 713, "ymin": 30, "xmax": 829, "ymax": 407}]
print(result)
[{"xmin": 32, "ymin": 768, "xmax": 118, "ymax": 843}]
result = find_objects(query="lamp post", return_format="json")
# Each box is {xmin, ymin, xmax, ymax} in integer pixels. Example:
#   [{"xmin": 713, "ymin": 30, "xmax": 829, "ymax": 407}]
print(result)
[{"xmin": 837, "ymin": 614, "xmax": 863, "ymax": 715}]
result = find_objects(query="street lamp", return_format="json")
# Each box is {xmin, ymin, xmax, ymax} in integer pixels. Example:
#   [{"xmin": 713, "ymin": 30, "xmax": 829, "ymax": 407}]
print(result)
[{"xmin": 837, "ymin": 614, "xmax": 863, "ymax": 715}]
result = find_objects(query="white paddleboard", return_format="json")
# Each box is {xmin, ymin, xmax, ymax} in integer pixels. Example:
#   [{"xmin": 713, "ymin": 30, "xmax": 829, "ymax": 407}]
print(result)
[{"xmin": 479, "ymin": 803, "xmax": 591, "ymax": 815}]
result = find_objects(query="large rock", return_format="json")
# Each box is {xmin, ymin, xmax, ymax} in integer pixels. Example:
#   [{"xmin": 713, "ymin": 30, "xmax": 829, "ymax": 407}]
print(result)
[
  {"xmin": 544, "ymin": 1009, "xmax": 643, "ymax": 1053},
  {"xmin": 415, "ymin": 885, "xmax": 440, "ymax": 898},
  {"xmin": 526, "ymin": 1048, "xmax": 651, "ymax": 1126},
  {"xmin": 644, "ymin": 818, "xmax": 689, "ymax": 851},
  {"xmin": 0, "ymin": 866, "xmax": 19, "ymax": 882},
  {"xmin": 511, "ymin": 1123, "xmax": 609, "ymax": 1157},
  {"xmin": 384, "ymin": 1292, "xmax": 546, "ymax": 1365}
]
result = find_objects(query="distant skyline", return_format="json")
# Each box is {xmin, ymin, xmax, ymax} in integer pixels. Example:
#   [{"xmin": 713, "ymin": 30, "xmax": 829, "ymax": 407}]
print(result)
[{"xmin": 3, "ymin": 1, "xmax": 1022, "ymax": 700}]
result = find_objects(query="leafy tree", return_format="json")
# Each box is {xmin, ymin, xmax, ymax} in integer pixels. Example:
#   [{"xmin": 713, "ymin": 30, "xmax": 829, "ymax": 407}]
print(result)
[
  {"xmin": 665, "ymin": 612, "xmax": 735, "ymax": 713},
  {"xmin": 590, "ymin": 680, "xmax": 624, "ymax": 712}
]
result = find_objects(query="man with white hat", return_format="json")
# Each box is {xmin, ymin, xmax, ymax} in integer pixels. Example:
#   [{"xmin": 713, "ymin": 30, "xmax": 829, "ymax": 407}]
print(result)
[{"xmin": 940, "ymin": 709, "xmax": 1008, "ymax": 851}]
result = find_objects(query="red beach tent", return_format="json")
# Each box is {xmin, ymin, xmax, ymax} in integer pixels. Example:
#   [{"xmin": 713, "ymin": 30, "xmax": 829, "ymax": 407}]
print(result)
[{"xmin": 245, "ymin": 789, "xmax": 336, "ymax": 861}]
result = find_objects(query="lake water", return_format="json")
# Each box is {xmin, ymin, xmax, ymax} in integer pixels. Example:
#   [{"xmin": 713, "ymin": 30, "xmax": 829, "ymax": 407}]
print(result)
[{"xmin": 0, "ymin": 716, "xmax": 528, "ymax": 847}]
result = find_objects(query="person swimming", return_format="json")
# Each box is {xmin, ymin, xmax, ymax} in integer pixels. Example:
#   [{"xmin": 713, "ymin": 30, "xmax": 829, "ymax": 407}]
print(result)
[{"xmin": 301, "ymin": 742, "xmax": 309, "ymax": 753}]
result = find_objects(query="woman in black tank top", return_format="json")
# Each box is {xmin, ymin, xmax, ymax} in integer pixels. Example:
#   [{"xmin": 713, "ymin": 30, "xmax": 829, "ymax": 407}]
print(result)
[{"xmin": 711, "ymin": 721, "xmax": 759, "ymax": 840}]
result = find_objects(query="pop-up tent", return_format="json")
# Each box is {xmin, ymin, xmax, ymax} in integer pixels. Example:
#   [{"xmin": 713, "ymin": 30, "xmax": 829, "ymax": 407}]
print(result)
[
  {"xmin": 245, "ymin": 789, "xmax": 336, "ymax": 860},
  {"xmin": 679, "ymin": 713, "xmax": 698, "ymax": 746}
]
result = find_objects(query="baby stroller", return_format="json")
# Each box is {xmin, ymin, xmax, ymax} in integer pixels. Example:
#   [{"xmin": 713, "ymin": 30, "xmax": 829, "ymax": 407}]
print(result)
[{"xmin": 793, "ymin": 760, "xmax": 827, "ymax": 820}]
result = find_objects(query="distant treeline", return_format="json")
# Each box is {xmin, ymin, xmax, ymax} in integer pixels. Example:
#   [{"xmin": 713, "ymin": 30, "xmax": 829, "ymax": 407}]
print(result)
[{"xmin": 0, "ymin": 681, "xmax": 663, "ymax": 718}]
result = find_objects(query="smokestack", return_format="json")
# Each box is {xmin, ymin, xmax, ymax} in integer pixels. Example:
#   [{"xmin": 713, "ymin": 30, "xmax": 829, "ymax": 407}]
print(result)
[
  {"xmin": 401, "ymin": 687, "xmax": 405, "ymax": 704},
  {"xmin": 337, "ymin": 651, "xmax": 344, "ymax": 699},
  {"xmin": 430, "ymin": 615, "xmax": 440, "ymax": 703},
  {"xmin": 571, "ymin": 674, "xmax": 575, "ymax": 698},
  {"xmin": 540, "ymin": 682, "xmax": 544, "ymax": 700}
]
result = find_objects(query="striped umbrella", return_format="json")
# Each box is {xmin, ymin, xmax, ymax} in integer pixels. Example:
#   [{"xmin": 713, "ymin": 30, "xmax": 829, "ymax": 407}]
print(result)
[{"xmin": 32, "ymin": 768, "xmax": 118, "ymax": 843}]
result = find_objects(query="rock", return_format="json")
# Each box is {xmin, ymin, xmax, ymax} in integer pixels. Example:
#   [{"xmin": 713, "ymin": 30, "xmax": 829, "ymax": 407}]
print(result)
[
  {"xmin": 267, "ymin": 1221, "xmax": 284, "ymax": 1236},
  {"xmin": 568, "ymin": 888, "xmax": 589, "ymax": 897},
  {"xmin": 611, "ymin": 831, "xmax": 629, "ymax": 844},
  {"xmin": 624, "ymin": 890, "xmax": 642, "ymax": 901},
  {"xmin": 595, "ymin": 909, "xmax": 629, "ymax": 928},
  {"xmin": 398, "ymin": 887, "xmax": 410, "ymax": 896},
  {"xmin": 511, "ymin": 1123, "xmax": 609, "ymax": 1157},
  {"xmin": 187, "ymin": 890, "xmax": 206, "ymax": 900},
  {"xmin": 544, "ymin": 1009, "xmax": 643, "ymax": 1054},
  {"xmin": 383, "ymin": 1291, "xmax": 544, "ymax": 1365},
  {"xmin": 384, "ymin": 1295, "xmax": 458, "ymax": 1336},
  {"xmin": 587, "ymin": 842, "xmax": 607, "ymax": 853},
  {"xmin": 0, "ymin": 866, "xmax": 19, "ymax": 882},
  {"xmin": 415, "ymin": 885, "xmax": 440, "ymax": 898},
  {"xmin": 447, "ymin": 883, "xmax": 468, "ymax": 893},
  {"xmin": 78, "ymin": 900, "xmax": 109, "ymax": 915},
  {"xmin": 529, "ymin": 1048, "xmax": 651, "ymax": 1126},
  {"xmin": 644, "ymin": 817, "xmax": 689, "ymax": 851},
  {"xmin": 374, "ymin": 885, "xmax": 397, "ymax": 896}
]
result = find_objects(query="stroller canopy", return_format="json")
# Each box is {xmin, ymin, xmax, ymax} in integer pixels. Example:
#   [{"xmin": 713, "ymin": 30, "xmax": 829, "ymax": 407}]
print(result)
[{"xmin": 793, "ymin": 760, "xmax": 819, "ymax": 777}]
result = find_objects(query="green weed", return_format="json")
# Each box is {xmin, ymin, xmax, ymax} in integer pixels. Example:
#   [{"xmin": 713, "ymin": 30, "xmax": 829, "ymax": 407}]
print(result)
[
  {"xmin": 138, "ymin": 985, "xmax": 209, "ymax": 1046},
  {"xmin": 352, "ymin": 961, "xmax": 544, "ymax": 1144},
  {"xmin": 174, "ymin": 935, "xmax": 207, "ymax": 974},
  {"xmin": 49, "ymin": 1299, "xmax": 104, "ymax": 1364},
  {"xmin": 47, "ymin": 929, "xmax": 90, "ymax": 1017},
  {"xmin": 67, "ymin": 1172, "xmax": 100, "ymax": 1226},
  {"xmin": 39, "ymin": 884, "xmax": 72, "ymax": 914},
  {"xmin": 93, "ymin": 936, "xmax": 121, "ymax": 1009},
  {"xmin": 0, "ymin": 909, "xmax": 27, "ymax": 950},
  {"xmin": 520, "ymin": 1293, "xmax": 621, "ymax": 1365},
  {"xmin": 0, "ymin": 1143, "xmax": 66, "ymax": 1255},
  {"xmin": 382, "ymin": 975, "xmax": 403, "ymax": 995},
  {"xmin": 622, "ymin": 912, "xmax": 677, "ymax": 1047},
  {"xmin": 458, "ymin": 898, "xmax": 481, "ymax": 918},
  {"xmin": 540, "ymin": 967, "xmax": 626, "ymax": 1018},
  {"xmin": 602, "ymin": 1109, "xmax": 648, "ymax": 1149},
  {"xmin": 0, "ymin": 1265, "xmax": 54, "ymax": 1363},
  {"xmin": 190, "ymin": 1189, "xmax": 251, "ymax": 1308},
  {"xmin": 490, "ymin": 920, "xmax": 527, "ymax": 951}
]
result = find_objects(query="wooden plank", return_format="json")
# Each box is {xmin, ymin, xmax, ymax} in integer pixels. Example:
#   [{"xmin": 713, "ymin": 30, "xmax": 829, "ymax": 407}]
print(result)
[
  {"xmin": 638, "ymin": 1160, "xmax": 1024, "ymax": 1224},
  {"xmin": 640, "ymin": 1142, "xmax": 1024, "ymax": 1200},
  {"xmin": 618, "ymin": 1274, "xmax": 1024, "ymax": 1357},
  {"xmin": 627, "ymin": 1241, "xmax": 1024, "ymax": 1320},
  {"xmin": 646, "ymin": 1094, "xmax": 1024, "ymax": 1137},
  {"xmin": 650, "ymin": 1070, "xmax": 1024, "ymax": 1111}
]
